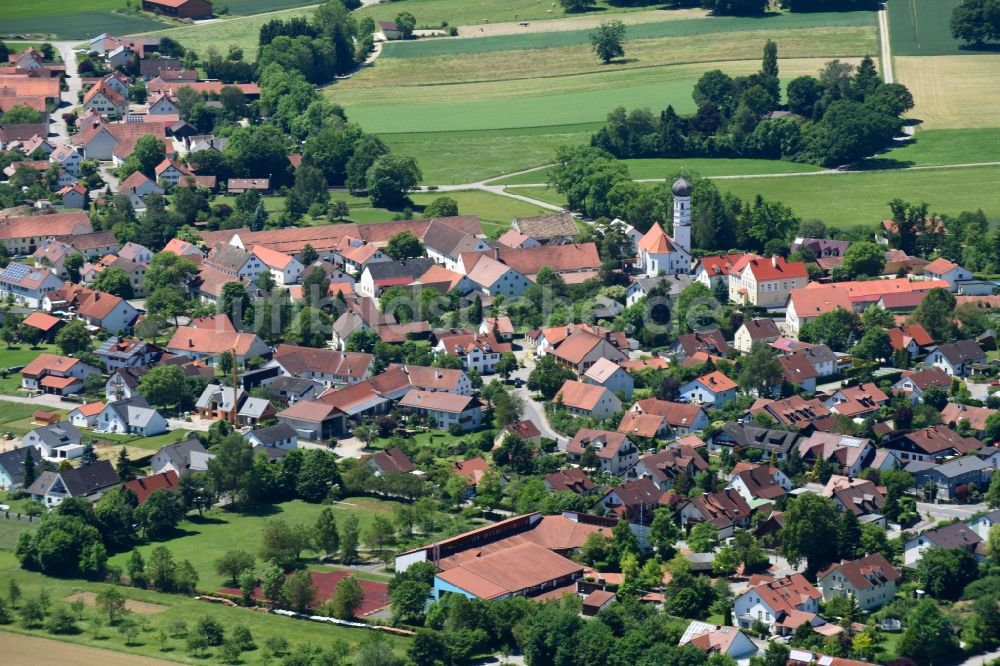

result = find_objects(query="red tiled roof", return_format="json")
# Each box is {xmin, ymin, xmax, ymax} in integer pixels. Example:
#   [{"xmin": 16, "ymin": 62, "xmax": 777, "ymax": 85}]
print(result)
[
  {"xmin": 124, "ymin": 471, "xmax": 179, "ymax": 504},
  {"xmin": 22, "ymin": 312, "xmax": 62, "ymax": 332},
  {"xmin": 21, "ymin": 353, "xmax": 82, "ymax": 378},
  {"xmin": 555, "ymin": 380, "xmax": 611, "ymax": 411}
]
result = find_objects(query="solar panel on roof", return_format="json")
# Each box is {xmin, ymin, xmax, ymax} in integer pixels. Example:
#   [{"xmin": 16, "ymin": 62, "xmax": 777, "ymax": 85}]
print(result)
[{"xmin": 2, "ymin": 262, "xmax": 31, "ymax": 281}]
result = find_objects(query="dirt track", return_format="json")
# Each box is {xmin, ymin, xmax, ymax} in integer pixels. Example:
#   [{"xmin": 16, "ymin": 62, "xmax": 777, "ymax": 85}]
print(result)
[{"xmin": 0, "ymin": 632, "xmax": 177, "ymax": 666}]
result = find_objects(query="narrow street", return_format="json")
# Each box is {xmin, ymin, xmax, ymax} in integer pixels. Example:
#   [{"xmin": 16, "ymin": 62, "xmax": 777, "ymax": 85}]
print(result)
[
  {"xmin": 510, "ymin": 351, "xmax": 567, "ymax": 449},
  {"xmin": 51, "ymin": 41, "xmax": 82, "ymax": 146}
]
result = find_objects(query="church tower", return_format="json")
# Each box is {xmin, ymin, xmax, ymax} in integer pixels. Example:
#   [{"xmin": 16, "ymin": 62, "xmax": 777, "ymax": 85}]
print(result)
[{"xmin": 672, "ymin": 177, "xmax": 692, "ymax": 256}]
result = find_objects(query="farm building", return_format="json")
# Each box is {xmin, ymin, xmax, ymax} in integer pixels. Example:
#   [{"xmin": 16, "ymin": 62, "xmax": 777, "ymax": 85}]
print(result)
[{"xmin": 142, "ymin": 0, "xmax": 214, "ymax": 20}]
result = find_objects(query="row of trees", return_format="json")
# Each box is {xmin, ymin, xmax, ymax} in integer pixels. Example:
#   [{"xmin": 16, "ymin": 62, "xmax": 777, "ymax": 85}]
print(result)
[
  {"xmin": 952, "ymin": 0, "xmax": 1000, "ymax": 46},
  {"xmin": 591, "ymin": 45, "xmax": 913, "ymax": 166}
]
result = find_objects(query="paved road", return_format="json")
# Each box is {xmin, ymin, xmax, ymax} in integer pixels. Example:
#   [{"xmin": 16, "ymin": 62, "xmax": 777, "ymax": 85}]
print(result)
[
  {"xmin": 510, "ymin": 352, "xmax": 568, "ymax": 448},
  {"xmin": 878, "ymin": 3, "xmax": 894, "ymax": 84},
  {"xmin": 51, "ymin": 42, "xmax": 82, "ymax": 145},
  {"xmin": 917, "ymin": 500, "xmax": 985, "ymax": 523}
]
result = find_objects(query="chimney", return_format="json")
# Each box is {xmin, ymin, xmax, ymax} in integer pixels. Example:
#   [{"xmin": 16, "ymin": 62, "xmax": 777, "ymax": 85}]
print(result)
[
  {"xmin": 494, "ymin": 245, "xmax": 499, "ymax": 261},
  {"xmin": 771, "ymin": 255, "xmax": 778, "ymax": 268}
]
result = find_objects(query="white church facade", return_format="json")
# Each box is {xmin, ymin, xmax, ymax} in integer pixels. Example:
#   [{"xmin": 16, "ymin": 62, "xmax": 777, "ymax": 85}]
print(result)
[{"xmin": 637, "ymin": 178, "xmax": 693, "ymax": 277}]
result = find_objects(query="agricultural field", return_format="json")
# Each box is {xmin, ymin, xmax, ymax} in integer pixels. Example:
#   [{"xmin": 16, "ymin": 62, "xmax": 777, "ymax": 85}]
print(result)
[
  {"xmin": 887, "ymin": 0, "xmax": 965, "ymax": 56},
  {"xmin": 333, "ymin": 10, "xmax": 876, "ymax": 183},
  {"xmin": 894, "ymin": 56, "xmax": 1000, "ymax": 130},
  {"xmin": 354, "ymin": 0, "xmax": 704, "ymax": 31},
  {"xmin": 0, "ymin": 1, "xmax": 164, "ymax": 39},
  {"xmin": 0, "ymin": 632, "xmax": 177, "ymax": 666},
  {"xmin": 0, "ymin": 552, "xmax": 408, "ymax": 663}
]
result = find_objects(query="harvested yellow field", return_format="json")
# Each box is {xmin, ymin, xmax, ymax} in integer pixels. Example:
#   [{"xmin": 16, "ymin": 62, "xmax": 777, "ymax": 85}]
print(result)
[
  {"xmin": 895, "ymin": 55, "xmax": 1000, "ymax": 129},
  {"xmin": 0, "ymin": 631, "xmax": 177, "ymax": 666}
]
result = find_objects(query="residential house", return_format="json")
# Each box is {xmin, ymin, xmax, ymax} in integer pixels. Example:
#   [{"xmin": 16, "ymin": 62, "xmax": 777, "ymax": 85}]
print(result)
[
  {"xmin": 48, "ymin": 144, "xmax": 82, "ymax": 177},
  {"xmin": 618, "ymin": 399, "xmax": 710, "ymax": 439},
  {"xmin": 479, "ymin": 316, "xmax": 515, "ymax": 342},
  {"xmin": 680, "ymin": 370, "xmax": 738, "ymax": 407},
  {"xmin": 368, "ymin": 363, "xmax": 473, "ymax": 398},
  {"xmin": 94, "ymin": 397, "xmax": 168, "ymax": 436},
  {"xmin": 679, "ymin": 488, "xmax": 753, "ymax": 539},
  {"xmin": 451, "ymin": 457, "xmax": 492, "ymax": 496},
  {"xmin": 23, "ymin": 421, "xmax": 83, "ymax": 460},
  {"xmin": 238, "ymin": 397, "xmax": 275, "ymax": 427},
  {"xmin": 154, "ymin": 158, "xmax": 191, "ymax": 187},
  {"xmin": 694, "ymin": 253, "xmax": 743, "ymax": 290},
  {"xmin": 825, "ymin": 382, "xmax": 889, "ymax": 420},
  {"xmin": 67, "ymin": 401, "xmax": 105, "ymax": 429},
  {"xmin": 495, "ymin": 419, "xmax": 542, "ymax": 447},
  {"xmin": 942, "ymin": 403, "xmax": 995, "ymax": 437},
  {"xmin": 95, "ymin": 336, "xmax": 162, "ymax": 371},
  {"xmin": 262, "ymin": 376, "xmax": 323, "ymax": 404},
  {"xmin": 204, "ymin": 243, "xmax": 264, "ymax": 281},
  {"xmin": 226, "ymin": 177, "xmax": 271, "ymax": 194},
  {"xmin": 926, "ymin": 339, "xmax": 987, "ymax": 377},
  {"xmin": 57, "ymin": 184, "xmax": 88, "ymax": 209},
  {"xmin": 673, "ymin": 329, "xmax": 729, "ymax": 360},
  {"xmin": 886, "ymin": 324, "xmax": 934, "ymax": 357},
  {"xmin": 906, "ymin": 456, "xmax": 993, "ymax": 501},
  {"xmin": 150, "ymin": 439, "xmax": 212, "ymax": 478},
  {"xmin": 196, "ymin": 384, "xmax": 246, "ymax": 421},
  {"xmin": 793, "ymin": 344, "xmax": 838, "ymax": 378},
  {"xmin": 583, "ymin": 357, "xmax": 634, "ymax": 399},
  {"xmin": 778, "ymin": 354, "xmax": 819, "ymax": 392},
  {"xmin": 544, "ymin": 468, "xmax": 598, "ymax": 496},
  {"xmin": 892, "ymin": 367, "xmax": 951, "ymax": 403},
  {"xmin": 433, "ymin": 331, "xmax": 511, "ymax": 375},
  {"xmin": 883, "ymin": 425, "xmax": 982, "ymax": 463},
  {"xmin": 728, "ymin": 254, "xmax": 808, "ymax": 307},
  {"xmin": 923, "ymin": 257, "xmax": 973, "ymax": 292},
  {"xmin": 817, "ymin": 554, "xmax": 901, "ymax": 611},
  {"xmin": 726, "ymin": 462, "xmax": 792, "ymax": 504},
  {"xmin": 146, "ymin": 92, "xmax": 179, "ymax": 115},
  {"xmin": 265, "ymin": 345, "xmax": 374, "ymax": 387},
  {"xmin": 798, "ymin": 432, "xmax": 873, "ymax": 477},
  {"xmin": 464, "ymin": 254, "xmax": 531, "ymax": 299},
  {"xmin": 967, "ymin": 509, "xmax": 1000, "ymax": 540},
  {"xmin": 823, "ymin": 477, "xmax": 886, "ymax": 519},
  {"xmin": 599, "ymin": 477, "xmax": 663, "ymax": 523},
  {"xmin": 105, "ymin": 367, "xmax": 143, "ymax": 402},
  {"xmin": 26, "ymin": 460, "xmax": 119, "ymax": 506},
  {"xmin": 628, "ymin": 444, "xmax": 708, "ymax": 491},
  {"xmin": 496, "ymin": 228, "xmax": 540, "ymax": 250},
  {"xmin": 555, "ymin": 380, "xmax": 623, "ymax": 421},
  {"xmin": 423, "ymin": 218, "xmax": 490, "ymax": 272},
  {"xmin": 0, "ymin": 446, "xmax": 41, "ymax": 490},
  {"xmin": 750, "ymin": 395, "xmax": 831, "ymax": 429},
  {"xmin": 733, "ymin": 574, "xmax": 823, "ymax": 636},
  {"xmin": 123, "ymin": 471, "xmax": 179, "ymax": 505},
  {"xmin": 81, "ymin": 254, "xmax": 148, "ymax": 297},
  {"xmin": 0, "ymin": 211, "xmax": 93, "ymax": 255},
  {"xmin": 734, "ymin": 318, "xmax": 781, "ymax": 354},
  {"xmin": 357, "ymin": 258, "xmax": 435, "ymax": 297},
  {"xmin": 245, "ymin": 423, "xmax": 298, "ymax": 451},
  {"xmin": 83, "ymin": 80, "xmax": 127, "ymax": 117},
  {"xmin": 903, "ymin": 522, "xmax": 983, "ymax": 567},
  {"xmin": 567, "ymin": 429, "xmax": 638, "ymax": 474},
  {"xmin": 511, "ymin": 212, "xmax": 578, "ymax": 246},
  {"xmin": 549, "ymin": 330, "xmax": 627, "ymax": 376},
  {"xmin": 20, "ymin": 353, "xmax": 100, "ymax": 395},
  {"xmin": 0, "ymin": 263, "xmax": 64, "ymax": 307},
  {"xmin": 166, "ymin": 326, "xmax": 270, "ymax": 367},
  {"xmin": 398, "ymin": 389, "xmax": 482, "ymax": 432},
  {"xmin": 715, "ymin": 423, "xmax": 801, "ymax": 461},
  {"xmin": 76, "ymin": 290, "xmax": 140, "ymax": 332},
  {"xmin": 366, "ymin": 447, "xmax": 416, "ymax": 476},
  {"xmin": 679, "ymin": 623, "xmax": 758, "ymax": 661},
  {"xmin": 253, "ymin": 245, "xmax": 304, "ymax": 286}
]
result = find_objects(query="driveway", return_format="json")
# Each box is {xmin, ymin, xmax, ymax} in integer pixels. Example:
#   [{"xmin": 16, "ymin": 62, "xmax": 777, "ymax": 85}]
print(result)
[{"xmin": 51, "ymin": 41, "xmax": 82, "ymax": 145}]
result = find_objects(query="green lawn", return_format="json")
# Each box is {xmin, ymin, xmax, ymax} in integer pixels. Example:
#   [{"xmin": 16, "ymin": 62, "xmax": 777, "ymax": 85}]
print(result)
[
  {"xmin": 0, "ymin": 552, "xmax": 408, "ymax": 664},
  {"xmin": 714, "ymin": 164, "xmax": 1000, "ymax": 229},
  {"xmin": 408, "ymin": 190, "xmax": 549, "ymax": 233},
  {"xmin": 0, "ymin": 342, "xmax": 65, "ymax": 369},
  {"xmin": 106, "ymin": 497, "xmax": 446, "ymax": 591},
  {"xmin": 380, "ymin": 10, "xmax": 876, "ymax": 58},
  {"xmin": 0, "ymin": 400, "xmax": 67, "ymax": 437},
  {"xmin": 382, "ymin": 124, "xmax": 597, "ymax": 185},
  {"xmin": 505, "ymin": 187, "xmax": 567, "ymax": 208},
  {"xmin": 0, "ymin": 520, "xmax": 35, "ymax": 550},
  {"xmin": 887, "ymin": 0, "xmax": 968, "ymax": 56},
  {"xmin": 859, "ymin": 128, "xmax": 1000, "ymax": 169},
  {"xmin": 94, "ymin": 430, "xmax": 194, "ymax": 452}
]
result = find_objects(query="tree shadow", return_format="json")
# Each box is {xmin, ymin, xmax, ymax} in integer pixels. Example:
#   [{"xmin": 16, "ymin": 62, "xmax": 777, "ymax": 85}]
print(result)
[
  {"xmin": 853, "ymin": 158, "xmax": 916, "ymax": 171},
  {"xmin": 958, "ymin": 43, "xmax": 1000, "ymax": 53},
  {"xmin": 228, "ymin": 503, "xmax": 282, "ymax": 518},
  {"xmin": 185, "ymin": 513, "xmax": 226, "ymax": 526},
  {"xmin": 609, "ymin": 58, "xmax": 639, "ymax": 66}
]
